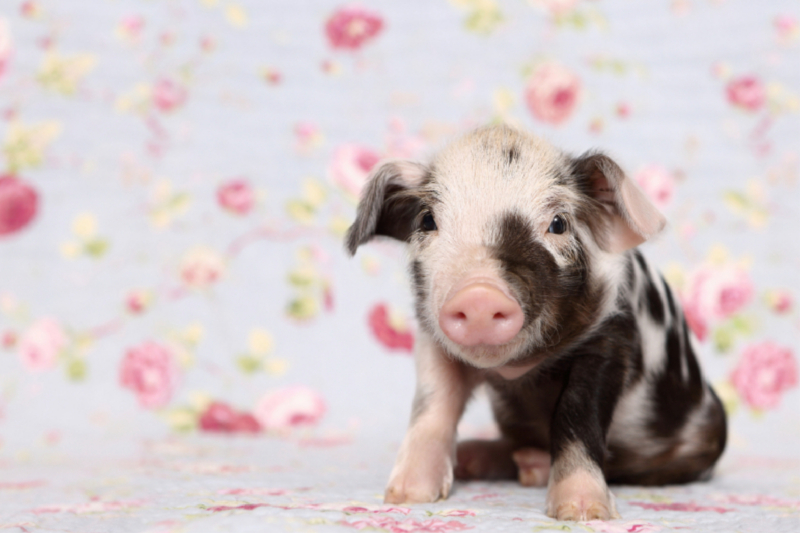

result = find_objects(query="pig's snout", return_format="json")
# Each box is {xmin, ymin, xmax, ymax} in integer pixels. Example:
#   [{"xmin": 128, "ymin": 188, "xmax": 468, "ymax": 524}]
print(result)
[{"xmin": 439, "ymin": 283, "xmax": 524, "ymax": 347}]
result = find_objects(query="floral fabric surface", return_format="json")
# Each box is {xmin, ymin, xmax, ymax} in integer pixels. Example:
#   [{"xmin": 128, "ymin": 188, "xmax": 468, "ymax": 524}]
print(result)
[
  {"xmin": 0, "ymin": 437, "xmax": 798, "ymax": 532},
  {"xmin": 0, "ymin": 1, "xmax": 798, "ymax": 532}
]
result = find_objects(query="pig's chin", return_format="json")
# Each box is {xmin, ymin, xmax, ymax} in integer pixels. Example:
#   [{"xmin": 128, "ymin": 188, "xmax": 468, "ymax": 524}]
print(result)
[{"xmin": 440, "ymin": 334, "xmax": 530, "ymax": 369}]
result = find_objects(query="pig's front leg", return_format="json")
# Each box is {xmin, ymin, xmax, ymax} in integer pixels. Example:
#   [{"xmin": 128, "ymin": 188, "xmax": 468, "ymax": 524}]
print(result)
[
  {"xmin": 385, "ymin": 332, "xmax": 477, "ymax": 504},
  {"xmin": 546, "ymin": 354, "xmax": 623, "ymax": 521}
]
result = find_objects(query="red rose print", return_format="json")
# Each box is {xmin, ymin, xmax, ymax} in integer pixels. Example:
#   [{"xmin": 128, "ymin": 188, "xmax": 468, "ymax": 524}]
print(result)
[
  {"xmin": 368, "ymin": 303, "xmax": 414, "ymax": 352},
  {"xmin": 325, "ymin": 7, "xmax": 384, "ymax": 50},
  {"xmin": 199, "ymin": 401, "xmax": 261, "ymax": 434},
  {"xmin": 0, "ymin": 176, "xmax": 38, "ymax": 237}
]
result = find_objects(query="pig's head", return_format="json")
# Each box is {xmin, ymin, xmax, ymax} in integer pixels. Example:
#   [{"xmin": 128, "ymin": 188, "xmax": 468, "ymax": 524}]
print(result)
[{"xmin": 346, "ymin": 125, "xmax": 665, "ymax": 370}]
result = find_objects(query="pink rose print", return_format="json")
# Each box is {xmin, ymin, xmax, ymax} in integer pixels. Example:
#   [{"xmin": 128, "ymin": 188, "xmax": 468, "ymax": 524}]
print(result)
[
  {"xmin": 32, "ymin": 498, "xmax": 146, "ymax": 514},
  {"xmin": 117, "ymin": 15, "xmax": 145, "ymax": 43},
  {"xmin": 294, "ymin": 121, "xmax": 324, "ymax": 155},
  {"xmin": 530, "ymin": 0, "xmax": 579, "ymax": 16},
  {"xmin": 261, "ymin": 67, "xmax": 282, "ymax": 85},
  {"xmin": 629, "ymin": 501, "xmax": 732, "ymax": 513},
  {"xmin": 683, "ymin": 304, "xmax": 708, "ymax": 342},
  {"xmin": 255, "ymin": 386, "xmax": 326, "ymax": 432},
  {"xmin": 681, "ymin": 264, "xmax": 754, "ymax": 340},
  {"xmin": 2, "ymin": 330, "xmax": 17, "ymax": 349},
  {"xmin": 217, "ymin": 178, "xmax": 254, "ymax": 215},
  {"xmin": 584, "ymin": 520, "xmax": 662, "ymax": 533},
  {"xmin": 17, "ymin": 318, "xmax": 66, "ymax": 372},
  {"xmin": 325, "ymin": 6, "xmax": 384, "ymax": 50},
  {"xmin": 524, "ymin": 62, "xmax": 582, "ymax": 125},
  {"xmin": 125, "ymin": 289, "xmax": 152, "ymax": 314},
  {"xmin": 385, "ymin": 117, "xmax": 425, "ymax": 159},
  {"xmin": 0, "ymin": 176, "xmax": 39, "ymax": 237},
  {"xmin": 199, "ymin": 401, "xmax": 261, "ymax": 434},
  {"xmin": 20, "ymin": 2, "xmax": 41, "ymax": 19},
  {"xmin": 119, "ymin": 341, "xmax": 180, "ymax": 409},
  {"xmin": 616, "ymin": 101, "xmax": 632, "ymax": 118},
  {"xmin": 726, "ymin": 75, "xmax": 765, "ymax": 112},
  {"xmin": 179, "ymin": 247, "xmax": 226, "ymax": 289},
  {"xmin": 328, "ymin": 144, "xmax": 381, "ymax": 198},
  {"xmin": 731, "ymin": 342, "xmax": 797, "ymax": 410},
  {"xmin": 339, "ymin": 516, "xmax": 470, "ymax": 532},
  {"xmin": 633, "ymin": 165, "xmax": 675, "ymax": 211},
  {"xmin": 152, "ymin": 77, "xmax": 188, "ymax": 113},
  {"xmin": 774, "ymin": 15, "xmax": 798, "ymax": 43},
  {"xmin": 765, "ymin": 289, "xmax": 793, "ymax": 314},
  {"xmin": 368, "ymin": 303, "xmax": 414, "ymax": 352},
  {"xmin": 0, "ymin": 17, "xmax": 11, "ymax": 80},
  {"xmin": 716, "ymin": 494, "xmax": 800, "ymax": 508}
]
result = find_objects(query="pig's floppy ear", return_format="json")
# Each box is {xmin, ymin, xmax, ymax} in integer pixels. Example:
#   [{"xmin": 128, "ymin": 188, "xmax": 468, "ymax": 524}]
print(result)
[
  {"xmin": 573, "ymin": 152, "xmax": 666, "ymax": 253},
  {"xmin": 345, "ymin": 160, "xmax": 429, "ymax": 256}
]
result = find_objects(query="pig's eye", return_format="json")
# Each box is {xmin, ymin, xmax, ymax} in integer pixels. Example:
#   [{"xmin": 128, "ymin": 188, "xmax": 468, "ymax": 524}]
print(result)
[
  {"xmin": 548, "ymin": 215, "xmax": 567, "ymax": 235},
  {"xmin": 421, "ymin": 212, "xmax": 437, "ymax": 232}
]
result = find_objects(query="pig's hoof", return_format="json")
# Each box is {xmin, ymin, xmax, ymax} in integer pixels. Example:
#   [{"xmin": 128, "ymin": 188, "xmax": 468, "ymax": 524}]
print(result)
[
  {"xmin": 384, "ymin": 455, "xmax": 453, "ymax": 504},
  {"xmin": 455, "ymin": 439, "xmax": 517, "ymax": 480},
  {"xmin": 549, "ymin": 500, "xmax": 619, "ymax": 521},
  {"xmin": 546, "ymin": 469, "xmax": 620, "ymax": 521},
  {"xmin": 512, "ymin": 447, "xmax": 550, "ymax": 487}
]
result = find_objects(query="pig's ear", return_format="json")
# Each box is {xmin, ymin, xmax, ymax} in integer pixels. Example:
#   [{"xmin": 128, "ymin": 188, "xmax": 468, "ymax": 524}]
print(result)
[
  {"xmin": 572, "ymin": 152, "xmax": 666, "ymax": 253},
  {"xmin": 345, "ymin": 160, "xmax": 429, "ymax": 256}
]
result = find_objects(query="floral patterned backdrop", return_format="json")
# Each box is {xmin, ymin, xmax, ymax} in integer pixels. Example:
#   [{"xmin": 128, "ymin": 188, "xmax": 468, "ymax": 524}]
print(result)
[{"xmin": 0, "ymin": 0, "xmax": 798, "ymax": 485}]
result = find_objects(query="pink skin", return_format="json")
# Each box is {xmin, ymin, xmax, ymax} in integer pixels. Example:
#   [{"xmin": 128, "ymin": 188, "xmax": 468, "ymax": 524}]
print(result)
[{"xmin": 438, "ymin": 283, "xmax": 524, "ymax": 347}]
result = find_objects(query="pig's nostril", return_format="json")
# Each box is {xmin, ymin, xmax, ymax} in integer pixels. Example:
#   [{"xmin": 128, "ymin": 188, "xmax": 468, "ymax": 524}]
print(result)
[
  {"xmin": 455, "ymin": 311, "xmax": 467, "ymax": 321},
  {"xmin": 493, "ymin": 312, "xmax": 505, "ymax": 320}
]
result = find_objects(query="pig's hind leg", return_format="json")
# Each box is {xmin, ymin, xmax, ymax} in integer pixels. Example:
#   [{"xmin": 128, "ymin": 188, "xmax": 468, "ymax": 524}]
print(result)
[
  {"xmin": 455, "ymin": 440, "xmax": 550, "ymax": 488},
  {"xmin": 454, "ymin": 439, "xmax": 517, "ymax": 481}
]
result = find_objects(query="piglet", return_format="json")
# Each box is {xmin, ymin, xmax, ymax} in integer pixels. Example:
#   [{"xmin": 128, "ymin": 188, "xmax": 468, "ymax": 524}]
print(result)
[{"xmin": 345, "ymin": 125, "xmax": 726, "ymax": 521}]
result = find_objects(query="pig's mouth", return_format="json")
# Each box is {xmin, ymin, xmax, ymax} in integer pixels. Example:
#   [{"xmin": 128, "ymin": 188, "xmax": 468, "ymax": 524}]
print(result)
[{"xmin": 439, "ymin": 332, "xmax": 538, "ymax": 369}]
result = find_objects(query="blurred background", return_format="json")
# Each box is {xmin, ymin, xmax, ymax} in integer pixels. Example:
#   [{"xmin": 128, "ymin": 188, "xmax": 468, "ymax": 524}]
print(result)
[{"xmin": 0, "ymin": 0, "xmax": 798, "ymax": 464}]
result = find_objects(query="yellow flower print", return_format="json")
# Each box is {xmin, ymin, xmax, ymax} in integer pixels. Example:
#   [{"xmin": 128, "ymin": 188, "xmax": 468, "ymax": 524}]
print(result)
[
  {"xmin": 236, "ymin": 328, "xmax": 287, "ymax": 375},
  {"xmin": 285, "ymin": 178, "xmax": 328, "ymax": 225},
  {"xmin": 225, "ymin": 4, "xmax": 248, "ymax": 27},
  {"xmin": 328, "ymin": 215, "xmax": 350, "ymax": 237},
  {"xmin": 264, "ymin": 358, "xmax": 288, "ymax": 376},
  {"xmin": 149, "ymin": 180, "xmax": 192, "ymax": 229},
  {"xmin": 449, "ymin": 0, "xmax": 504, "ymax": 35},
  {"xmin": 72, "ymin": 212, "xmax": 97, "ymax": 239},
  {"xmin": 723, "ymin": 179, "xmax": 770, "ymax": 229},
  {"xmin": 37, "ymin": 51, "xmax": 97, "ymax": 95},
  {"xmin": 115, "ymin": 83, "xmax": 152, "ymax": 115},
  {"xmin": 61, "ymin": 212, "xmax": 110, "ymax": 259},
  {"xmin": 248, "ymin": 328, "xmax": 274, "ymax": 356},
  {"xmin": 3, "ymin": 120, "xmax": 62, "ymax": 173}
]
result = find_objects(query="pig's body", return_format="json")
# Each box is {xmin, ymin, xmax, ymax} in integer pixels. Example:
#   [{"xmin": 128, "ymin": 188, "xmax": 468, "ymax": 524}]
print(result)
[
  {"xmin": 481, "ymin": 248, "xmax": 726, "ymax": 486},
  {"xmin": 346, "ymin": 125, "xmax": 726, "ymax": 521}
]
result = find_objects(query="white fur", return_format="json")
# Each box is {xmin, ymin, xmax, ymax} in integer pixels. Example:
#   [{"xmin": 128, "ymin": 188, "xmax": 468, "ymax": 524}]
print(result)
[{"xmin": 384, "ymin": 330, "xmax": 478, "ymax": 504}]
